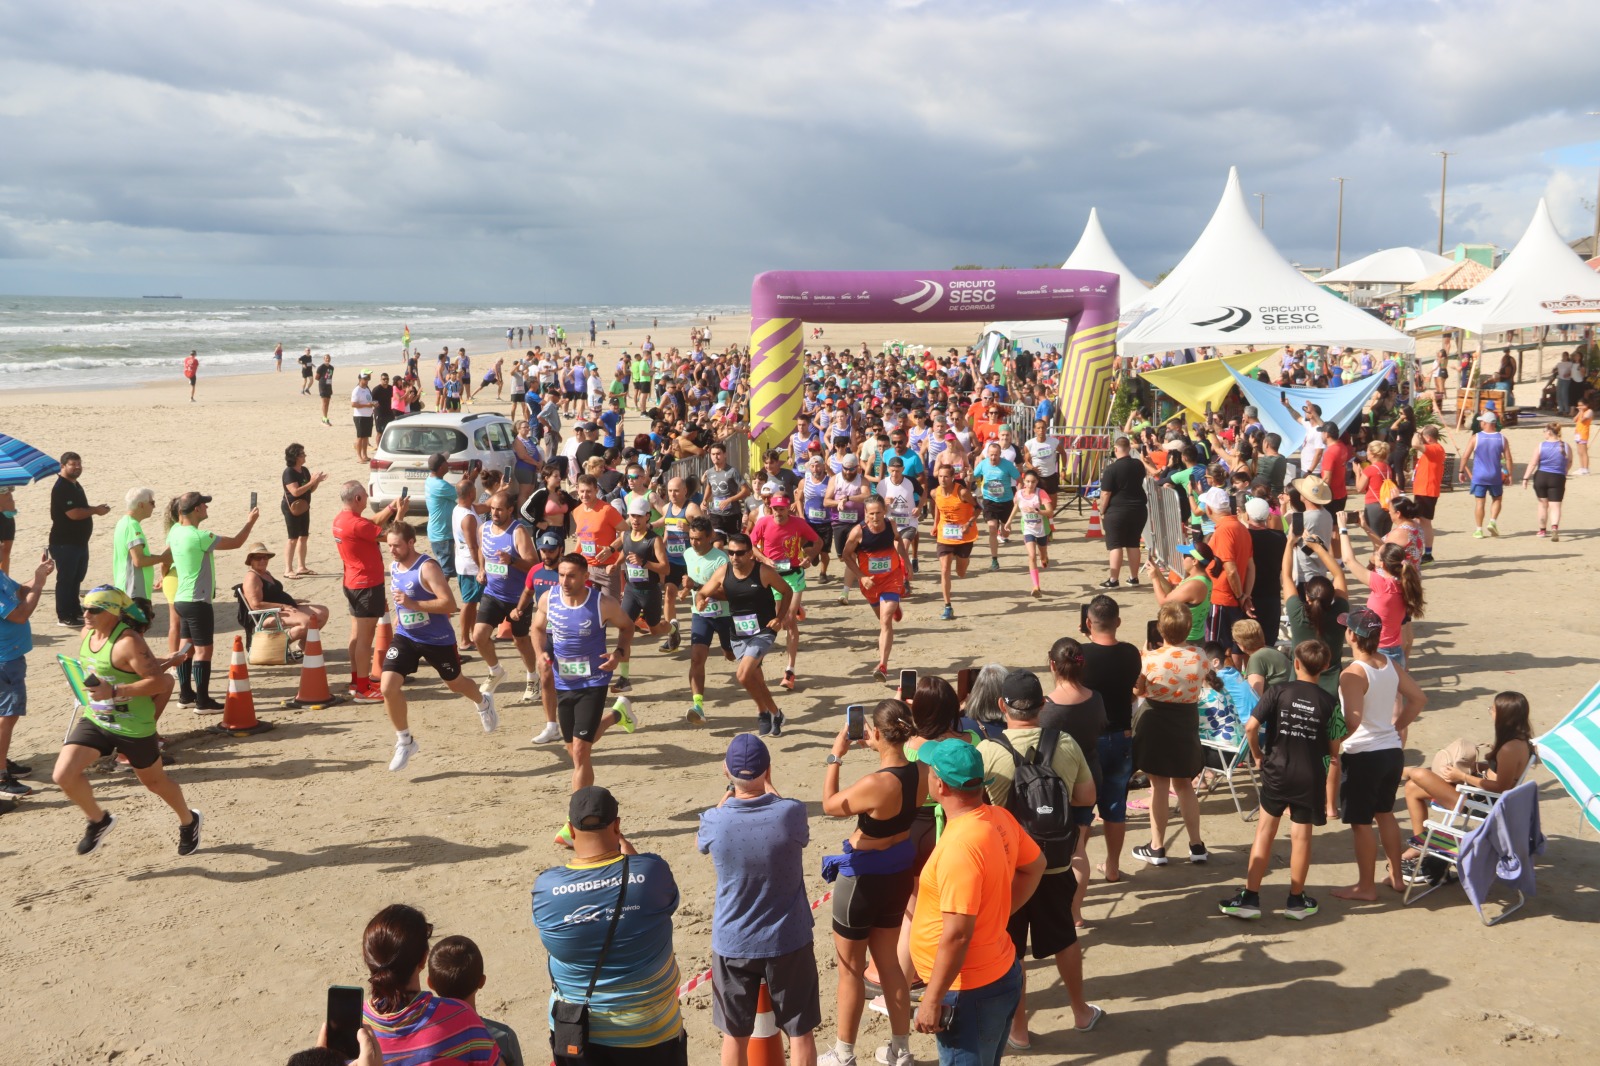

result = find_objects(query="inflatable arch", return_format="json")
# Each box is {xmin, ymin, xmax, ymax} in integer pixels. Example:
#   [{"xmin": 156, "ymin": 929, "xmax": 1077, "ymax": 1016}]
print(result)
[{"xmin": 747, "ymin": 269, "xmax": 1122, "ymax": 459}]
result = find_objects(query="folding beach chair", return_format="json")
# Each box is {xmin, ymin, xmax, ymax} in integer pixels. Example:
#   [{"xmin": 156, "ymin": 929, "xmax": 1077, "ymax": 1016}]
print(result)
[
  {"xmin": 1533, "ymin": 679, "xmax": 1600, "ymax": 837},
  {"xmin": 1198, "ymin": 674, "xmax": 1259, "ymax": 821},
  {"xmin": 232, "ymin": 583, "xmax": 288, "ymax": 666},
  {"xmin": 1403, "ymin": 760, "xmax": 1538, "ymax": 922}
]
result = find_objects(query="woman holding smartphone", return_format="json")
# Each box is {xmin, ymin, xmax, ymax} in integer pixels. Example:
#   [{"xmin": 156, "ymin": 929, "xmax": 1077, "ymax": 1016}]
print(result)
[{"xmin": 820, "ymin": 699, "xmax": 918, "ymax": 1066}]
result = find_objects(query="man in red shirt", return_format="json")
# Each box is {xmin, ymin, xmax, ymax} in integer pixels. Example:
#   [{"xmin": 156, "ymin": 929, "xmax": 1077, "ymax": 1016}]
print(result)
[
  {"xmin": 333, "ymin": 481, "xmax": 409, "ymax": 700},
  {"xmin": 1319, "ymin": 420, "xmax": 1353, "ymax": 522},
  {"xmin": 748, "ymin": 494, "xmax": 822, "ymax": 690},
  {"xmin": 1204, "ymin": 497, "xmax": 1254, "ymax": 650},
  {"xmin": 1409, "ymin": 425, "xmax": 1445, "ymax": 564}
]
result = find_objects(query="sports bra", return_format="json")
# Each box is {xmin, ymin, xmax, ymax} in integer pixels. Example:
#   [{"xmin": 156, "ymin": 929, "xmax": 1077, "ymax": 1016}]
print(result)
[{"xmin": 857, "ymin": 763, "xmax": 918, "ymax": 839}]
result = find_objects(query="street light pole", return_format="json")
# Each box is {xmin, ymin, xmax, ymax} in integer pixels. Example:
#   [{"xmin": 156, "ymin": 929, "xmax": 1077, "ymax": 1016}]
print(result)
[
  {"xmin": 1436, "ymin": 151, "xmax": 1452, "ymax": 255},
  {"xmin": 1255, "ymin": 192, "xmax": 1266, "ymax": 230},
  {"xmin": 1589, "ymin": 113, "xmax": 1600, "ymax": 260},
  {"xmin": 1332, "ymin": 177, "xmax": 1347, "ymax": 267}
]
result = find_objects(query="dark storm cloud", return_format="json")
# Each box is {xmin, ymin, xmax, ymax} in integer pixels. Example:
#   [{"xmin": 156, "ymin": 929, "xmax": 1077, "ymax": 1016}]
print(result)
[{"xmin": 0, "ymin": 0, "xmax": 1595, "ymax": 300}]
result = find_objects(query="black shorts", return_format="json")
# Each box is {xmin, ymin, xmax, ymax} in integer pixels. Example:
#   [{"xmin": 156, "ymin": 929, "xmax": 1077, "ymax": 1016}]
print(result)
[
  {"xmin": 981, "ymin": 498, "xmax": 1011, "ymax": 523},
  {"xmin": 318, "ymin": 384, "xmax": 333, "ymax": 399},
  {"xmin": 621, "ymin": 584, "xmax": 663, "ymax": 626},
  {"xmin": 1533, "ymin": 471, "xmax": 1567, "ymax": 501},
  {"xmin": 1328, "ymin": 495, "xmax": 1347, "ymax": 514},
  {"xmin": 1259, "ymin": 784, "xmax": 1327, "ymax": 826},
  {"xmin": 65, "ymin": 716, "xmax": 163, "ymax": 769},
  {"xmin": 558, "ymin": 685, "xmax": 609, "ymax": 742},
  {"xmin": 1038, "ymin": 472, "xmax": 1060, "ymax": 497},
  {"xmin": 1206, "ymin": 603, "xmax": 1249, "ymax": 651},
  {"xmin": 282, "ymin": 501, "xmax": 310, "ymax": 540},
  {"xmin": 711, "ymin": 943, "xmax": 822, "ymax": 1039},
  {"xmin": 354, "ymin": 416, "xmax": 373, "ymax": 439},
  {"xmin": 1339, "ymin": 747, "xmax": 1404, "ymax": 825},
  {"xmin": 831, "ymin": 868, "xmax": 916, "ymax": 940},
  {"xmin": 510, "ymin": 392, "xmax": 526, "ymax": 404},
  {"xmin": 301, "ymin": 368, "xmax": 313, "ymax": 379},
  {"xmin": 665, "ymin": 561, "xmax": 688, "ymax": 587},
  {"xmin": 478, "ymin": 594, "xmax": 532, "ymax": 637},
  {"xmin": 1364, "ymin": 503, "xmax": 1392, "ymax": 537},
  {"xmin": 1101, "ymin": 508, "xmax": 1147, "ymax": 551},
  {"xmin": 344, "ymin": 584, "xmax": 387, "ymax": 619},
  {"xmin": 709, "ymin": 511, "xmax": 742, "ymax": 537},
  {"xmin": 174, "ymin": 601, "xmax": 215, "ymax": 645},
  {"xmin": 1414, "ymin": 494, "xmax": 1438, "ymax": 520},
  {"xmin": 1008, "ymin": 869, "xmax": 1078, "ymax": 958},
  {"xmin": 0, "ymin": 512, "xmax": 14, "ymax": 541},
  {"xmin": 382, "ymin": 633, "xmax": 462, "ymax": 681},
  {"xmin": 807, "ymin": 520, "xmax": 832, "ymax": 548},
  {"xmin": 832, "ymin": 521, "xmax": 859, "ymax": 556},
  {"xmin": 549, "ymin": 1030, "xmax": 688, "ymax": 1066},
  {"xmin": 937, "ymin": 541, "xmax": 973, "ymax": 559}
]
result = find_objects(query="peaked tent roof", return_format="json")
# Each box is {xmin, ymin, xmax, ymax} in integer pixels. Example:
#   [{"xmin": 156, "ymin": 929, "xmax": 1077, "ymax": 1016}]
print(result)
[
  {"xmin": 1318, "ymin": 247, "xmax": 1453, "ymax": 286},
  {"xmin": 986, "ymin": 209, "xmax": 1149, "ymax": 342},
  {"xmin": 1118, "ymin": 167, "xmax": 1415, "ymax": 358},
  {"xmin": 1407, "ymin": 200, "xmax": 1600, "ymax": 333}
]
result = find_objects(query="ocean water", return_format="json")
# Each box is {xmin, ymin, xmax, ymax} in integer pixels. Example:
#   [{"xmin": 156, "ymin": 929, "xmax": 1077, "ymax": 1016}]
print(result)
[{"xmin": 0, "ymin": 296, "xmax": 730, "ymax": 390}]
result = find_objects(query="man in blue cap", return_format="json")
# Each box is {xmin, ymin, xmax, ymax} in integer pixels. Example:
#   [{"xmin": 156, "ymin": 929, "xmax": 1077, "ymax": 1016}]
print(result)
[
  {"xmin": 698, "ymin": 734, "xmax": 819, "ymax": 1065},
  {"xmin": 909, "ymin": 738, "xmax": 1046, "ymax": 1065}
]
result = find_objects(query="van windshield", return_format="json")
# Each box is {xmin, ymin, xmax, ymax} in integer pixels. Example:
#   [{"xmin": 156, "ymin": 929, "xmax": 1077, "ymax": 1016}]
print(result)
[{"xmin": 379, "ymin": 425, "xmax": 468, "ymax": 456}]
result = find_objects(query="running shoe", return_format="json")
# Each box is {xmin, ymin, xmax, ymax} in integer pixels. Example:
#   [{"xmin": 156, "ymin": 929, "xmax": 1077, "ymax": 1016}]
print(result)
[
  {"xmin": 837, "ymin": 591, "xmax": 850, "ymax": 606},
  {"xmin": 192, "ymin": 699, "xmax": 225, "ymax": 715},
  {"xmin": 518, "ymin": 683, "xmax": 537, "ymax": 704},
  {"xmin": 911, "ymin": 558, "xmax": 919, "ymax": 574},
  {"xmin": 177, "ymin": 694, "xmax": 197, "ymax": 710},
  {"xmin": 178, "ymin": 810, "xmax": 203, "ymax": 857},
  {"xmin": 532, "ymin": 721, "xmax": 562, "ymax": 744},
  {"xmin": 998, "ymin": 536, "xmax": 1010, "ymax": 546},
  {"xmin": 668, "ymin": 620, "xmax": 682, "ymax": 650},
  {"xmin": 1472, "ymin": 529, "xmax": 1485, "ymax": 539},
  {"xmin": 76, "ymin": 812, "xmax": 116, "ymax": 855},
  {"xmin": 817, "ymin": 1050, "xmax": 858, "ymax": 1066},
  {"xmin": 388, "ymin": 736, "xmax": 420, "ymax": 771},
  {"xmin": 612, "ymin": 696, "xmax": 637, "ymax": 733},
  {"xmin": 1486, "ymin": 519, "xmax": 1499, "ymax": 537},
  {"xmin": 1189, "ymin": 843, "xmax": 1210, "ymax": 864},
  {"xmin": 940, "ymin": 604, "xmax": 955, "ymax": 621},
  {"xmin": 687, "ymin": 702, "xmax": 707, "ymax": 725},
  {"xmin": 872, "ymin": 664, "xmax": 888, "ymax": 684},
  {"xmin": 0, "ymin": 775, "xmax": 34, "ymax": 797},
  {"xmin": 1217, "ymin": 888, "xmax": 1261, "ymax": 919},
  {"xmin": 1536, "ymin": 529, "xmax": 1547, "ymax": 538},
  {"xmin": 478, "ymin": 692, "xmax": 499, "ymax": 733},
  {"xmin": 874, "ymin": 1045, "xmax": 914, "ymax": 1066},
  {"xmin": 611, "ymin": 675, "xmax": 632, "ymax": 693},
  {"xmin": 1551, "ymin": 527, "xmax": 1561, "ymax": 542},
  {"xmin": 1421, "ymin": 552, "xmax": 1435, "ymax": 566},
  {"xmin": 554, "ymin": 822, "xmax": 574, "ymax": 847},
  {"xmin": 351, "ymin": 684, "xmax": 384, "ymax": 704},
  {"xmin": 1029, "ymin": 587, "xmax": 1042, "ymax": 599},
  {"xmin": 6, "ymin": 759, "xmax": 31, "ymax": 776},
  {"xmin": 484, "ymin": 663, "xmax": 506, "ymax": 692},
  {"xmin": 1127, "ymin": 577, "xmax": 1140, "ymax": 587},
  {"xmin": 796, "ymin": 606, "xmax": 807, "ymax": 622},
  {"xmin": 780, "ymin": 669, "xmax": 796, "ymax": 691},
  {"xmin": 1097, "ymin": 578, "xmax": 1120, "ymax": 589},
  {"xmin": 1284, "ymin": 893, "xmax": 1319, "ymax": 921},
  {"xmin": 757, "ymin": 711, "xmax": 773, "ymax": 737},
  {"xmin": 770, "ymin": 712, "xmax": 786, "ymax": 738},
  {"xmin": 1131, "ymin": 844, "xmax": 1168, "ymax": 866},
  {"xmin": 990, "ymin": 557, "xmax": 1000, "ymax": 572}
]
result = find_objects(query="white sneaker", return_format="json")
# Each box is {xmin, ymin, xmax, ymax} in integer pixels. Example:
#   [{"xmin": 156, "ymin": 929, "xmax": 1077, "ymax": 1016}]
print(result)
[
  {"xmin": 532, "ymin": 720, "xmax": 562, "ymax": 744},
  {"xmin": 875, "ymin": 1044, "xmax": 914, "ymax": 1066},
  {"xmin": 818, "ymin": 1051, "xmax": 858, "ymax": 1066},
  {"xmin": 518, "ymin": 682, "xmax": 538, "ymax": 704},
  {"xmin": 478, "ymin": 692, "xmax": 500, "ymax": 733},
  {"xmin": 484, "ymin": 663, "xmax": 506, "ymax": 692},
  {"xmin": 389, "ymin": 736, "xmax": 420, "ymax": 771}
]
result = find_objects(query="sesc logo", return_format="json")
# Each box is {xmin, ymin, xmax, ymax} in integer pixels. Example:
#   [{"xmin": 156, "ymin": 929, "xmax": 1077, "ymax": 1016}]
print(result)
[
  {"xmin": 1191, "ymin": 306, "xmax": 1253, "ymax": 332},
  {"xmin": 893, "ymin": 280, "xmax": 945, "ymax": 314}
]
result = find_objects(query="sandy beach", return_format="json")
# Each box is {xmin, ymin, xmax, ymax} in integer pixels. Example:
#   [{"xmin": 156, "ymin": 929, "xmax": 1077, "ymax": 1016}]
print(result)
[{"xmin": 5, "ymin": 321, "xmax": 1596, "ymax": 1066}]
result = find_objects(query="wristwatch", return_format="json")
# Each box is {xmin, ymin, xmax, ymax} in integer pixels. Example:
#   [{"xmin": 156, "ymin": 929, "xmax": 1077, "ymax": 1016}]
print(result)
[{"xmin": 825, "ymin": 753, "xmax": 844, "ymax": 766}]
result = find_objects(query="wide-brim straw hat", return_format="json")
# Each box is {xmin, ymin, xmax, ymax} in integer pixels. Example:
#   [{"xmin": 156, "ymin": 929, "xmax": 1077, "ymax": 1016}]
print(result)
[
  {"xmin": 1291, "ymin": 475, "xmax": 1333, "ymax": 506},
  {"xmin": 244, "ymin": 540, "xmax": 276, "ymax": 559}
]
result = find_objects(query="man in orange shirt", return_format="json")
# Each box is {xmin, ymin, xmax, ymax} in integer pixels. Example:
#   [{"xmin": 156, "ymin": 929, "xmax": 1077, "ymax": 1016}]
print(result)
[
  {"xmin": 967, "ymin": 391, "xmax": 1004, "ymax": 447},
  {"xmin": 570, "ymin": 475, "xmax": 626, "ymax": 596},
  {"xmin": 1203, "ymin": 497, "xmax": 1254, "ymax": 651},
  {"xmin": 1408, "ymin": 424, "xmax": 1445, "ymax": 564},
  {"xmin": 909, "ymin": 739, "xmax": 1046, "ymax": 1065}
]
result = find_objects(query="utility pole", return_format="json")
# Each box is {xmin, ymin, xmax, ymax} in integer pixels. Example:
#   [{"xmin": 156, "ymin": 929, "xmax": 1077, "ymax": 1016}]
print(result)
[
  {"xmin": 1589, "ymin": 114, "xmax": 1600, "ymax": 260},
  {"xmin": 1436, "ymin": 151, "xmax": 1453, "ymax": 255},
  {"xmin": 1332, "ymin": 177, "xmax": 1347, "ymax": 267},
  {"xmin": 1255, "ymin": 192, "xmax": 1267, "ymax": 230}
]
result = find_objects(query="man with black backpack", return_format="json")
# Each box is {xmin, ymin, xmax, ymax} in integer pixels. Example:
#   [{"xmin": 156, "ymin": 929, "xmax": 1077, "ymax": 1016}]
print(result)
[{"xmin": 977, "ymin": 669, "xmax": 1105, "ymax": 1043}]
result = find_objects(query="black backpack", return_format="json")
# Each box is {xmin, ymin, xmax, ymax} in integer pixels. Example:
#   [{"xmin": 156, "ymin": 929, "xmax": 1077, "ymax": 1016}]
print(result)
[{"xmin": 992, "ymin": 729, "xmax": 1078, "ymax": 868}]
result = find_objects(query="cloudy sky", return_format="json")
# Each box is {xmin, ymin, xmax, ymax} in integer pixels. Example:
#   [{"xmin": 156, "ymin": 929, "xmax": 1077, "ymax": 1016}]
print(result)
[{"xmin": 1, "ymin": 0, "xmax": 1596, "ymax": 303}]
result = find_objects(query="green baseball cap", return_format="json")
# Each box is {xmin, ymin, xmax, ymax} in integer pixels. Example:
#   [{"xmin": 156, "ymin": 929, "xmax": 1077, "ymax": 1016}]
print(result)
[{"xmin": 920, "ymin": 738, "xmax": 985, "ymax": 790}]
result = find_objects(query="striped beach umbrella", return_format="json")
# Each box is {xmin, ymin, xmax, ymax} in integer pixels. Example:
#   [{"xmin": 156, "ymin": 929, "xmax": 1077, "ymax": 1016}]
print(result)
[
  {"xmin": 1535, "ymin": 681, "xmax": 1600, "ymax": 834},
  {"xmin": 0, "ymin": 433, "xmax": 61, "ymax": 488}
]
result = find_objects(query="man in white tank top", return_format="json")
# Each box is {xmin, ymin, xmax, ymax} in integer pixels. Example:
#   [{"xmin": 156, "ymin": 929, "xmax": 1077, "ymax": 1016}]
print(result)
[{"xmin": 451, "ymin": 481, "xmax": 484, "ymax": 650}]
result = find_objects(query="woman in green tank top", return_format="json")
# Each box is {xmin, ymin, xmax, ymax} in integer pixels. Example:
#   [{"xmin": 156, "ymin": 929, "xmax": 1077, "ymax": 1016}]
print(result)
[{"xmin": 1145, "ymin": 545, "xmax": 1214, "ymax": 643}]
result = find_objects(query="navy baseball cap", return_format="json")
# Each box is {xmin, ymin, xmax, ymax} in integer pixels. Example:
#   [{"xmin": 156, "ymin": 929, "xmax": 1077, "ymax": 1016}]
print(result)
[{"xmin": 725, "ymin": 733, "xmax": 772, "ymax": 781}]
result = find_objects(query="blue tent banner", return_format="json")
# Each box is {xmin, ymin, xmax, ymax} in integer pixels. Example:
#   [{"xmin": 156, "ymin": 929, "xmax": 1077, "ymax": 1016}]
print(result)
[{"xmin": 1226, "ymin": 361, "xmax": 1395, "ymax": 458}]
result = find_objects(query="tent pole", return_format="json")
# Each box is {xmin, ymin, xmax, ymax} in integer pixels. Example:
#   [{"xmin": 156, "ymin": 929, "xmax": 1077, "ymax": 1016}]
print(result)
[{"xmin": 1537, "ymin": 325, "xmax": 1548, "ymax": 383}]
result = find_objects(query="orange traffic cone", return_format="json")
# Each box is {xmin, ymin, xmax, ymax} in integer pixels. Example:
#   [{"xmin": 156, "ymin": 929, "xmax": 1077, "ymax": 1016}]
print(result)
[
  {"xmin": 496, "ymin": 618, "xmax": 513, "ymax": 640},
  {"xmin": 284, "ymin": 627, "xmax": 343, "ymax": 709},
  {"xmin": 370, "ymin": 612, "xmax": 394, "ymax": 683},
  {"xmin": 216, "ymin": 636, "xmax": 274, "ymax": 735},
  {"xmin": 747, "ymin": 981, "xmax": 785, "ymax": 1066},
  {"xmin": 1085, "ymin": 499, "xmax": 1104, "ymax": 539}
]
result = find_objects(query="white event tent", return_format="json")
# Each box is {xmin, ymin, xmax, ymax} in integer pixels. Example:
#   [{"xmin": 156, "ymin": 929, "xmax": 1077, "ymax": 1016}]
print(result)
[
  {"xmin": 1118, "ymin": 167, "xmax": 1415, "ymax": 358},
  {"xmin": 986, "ymin": 208, "xmax": 1150, "ymax": 347},
  {"xmin": 1405, "ymin": 199, "xmax": 1600, "ymax": 334},
  {"xmin": 1318, "ymin": 247, "xmax": 1453, "ymax": 286}
]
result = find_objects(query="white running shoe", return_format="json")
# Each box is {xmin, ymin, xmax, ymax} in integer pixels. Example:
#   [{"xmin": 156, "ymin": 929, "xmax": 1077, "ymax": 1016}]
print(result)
[
  {"xmin": 389, "ymin": 737, "xmax": 420, "ymax": 771},
  {"xmin": 484, "ymin": 663, "xmax": 506, "ymax": 692},
  {"xmin": 613, "ymin": 696, "xmax": 638, "ymax": 733},
  {"xmin": 875, "ymin": 1044, "xmax": 914, "ymax": 1065},
  {"xmin": 532, "ymin": 720, "xmax": 562, "ymax": 744},
  {"xmin": 518, "ymin": 682, "xmax": 538, "ymax": 704},
  {"xmin": 478, "ymin": 691, "xmax": 500, "ymax": 733}
]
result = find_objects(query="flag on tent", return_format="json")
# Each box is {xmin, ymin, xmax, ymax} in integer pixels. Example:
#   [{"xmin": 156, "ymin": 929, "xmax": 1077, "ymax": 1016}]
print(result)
[
  {"xmin": 1139, "ymin": 349, "xmax": 1277, "ymax": 427},
  {"xmin": 402, "ymin": 323, "xmax": 411, "ymax": 349},
  {"xmin": 1225, "ymin": 362, "xmax": 1395, "ymax": 458}
]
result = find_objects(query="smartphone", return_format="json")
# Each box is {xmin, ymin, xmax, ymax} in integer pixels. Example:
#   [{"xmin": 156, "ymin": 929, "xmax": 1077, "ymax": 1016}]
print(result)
[
  {"xmin": 399, "ymin": 485, "xmax": 410, "ymax": 500},
  {"xmin": 326, "ymin": 985, "xmax": 364, "ymax": 1059},
  {"xmin": 1079, "ymin": 602, "xmax": 1092, "ymax": 636},
  {"xmin": 1280, "ymin": 389, "xmax": 1287, "ymax": 403},
  {"xmin": 249, "ymin": 491, "xmax": 258, "ymax": 511},
  {"xmin": 1146, "ymin": 619, "xmax": 1162, "ymax": 651},
  {"xmin": 846, "ymin": 704, "xmax": 865, "ymax": 742},
  {"xmin": 898, "ymin": 669, "xmax": 917, "ymax": 703},
  {"xmin": 938, "ymin": 991, "xmax": 959, "ymax": 1031}
]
